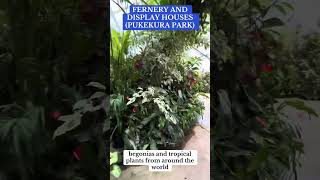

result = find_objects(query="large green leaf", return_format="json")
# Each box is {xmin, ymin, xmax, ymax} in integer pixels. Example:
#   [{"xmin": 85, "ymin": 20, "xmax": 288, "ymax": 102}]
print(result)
[
  {"xmin": 73, "ymin": 99, "xmax": 89, "ymax": 111},
  {"xmin": 53, "ymin": 113, "xmax": 82, "ymax": 139},
  {"xmin": 110, "ymin": 152, "xmax": 119, "ymax": 165},
  {"xmin": 247, "ymin": 148, "xmax": 269, "ymax": 172},
  {"xmin": 285, "ymin": 100, "xmax": 318, "ymax": 117},
  {"xmin": 281, "ymin": 2, "xmax": 294, "ymax": 11},
  {"xmin": 111, "ymin": 164, "xmax": 121, "ymax": 178},
  {"xmin": 274, "ymin": 4, "xmax": 287, "ymax": 15},
  {"xmin": 262, "ymin": 18, "xmax": 284, "ymax": 29},
  {"xmin": 90, "ymin": 92, "xmax": 106, "ymax": 100},
  {"xmin": 86, "ymin": 82, "xmax": 106, "ymax": 90},
  {"xmin": 140, "ymin": 112, "xmax": 158, "ymax": 126},
  {"xmin": 217, "ymin": 90, "xmax": 232, "ymax": 118},
  {"xmin": 111, "ymin": 30, "xmax": 131, "ymax": 62}
]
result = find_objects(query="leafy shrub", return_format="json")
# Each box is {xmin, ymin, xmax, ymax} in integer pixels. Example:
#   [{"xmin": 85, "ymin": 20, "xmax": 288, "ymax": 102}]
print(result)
[
  {"xmin": 259, "ymin": 32, "xmax": 320, "ymax": 100},
  {"xmin": 209, "ymin": 0, "xmax": 309, "ymax": 179},
  {"xmin": 0, "ymin": 0, "xmax": 108, "ymax": 179},
  {"xmin": 294, "ymin": 33, "xmax": 320, "ymax": 99},
  {"xmin": 194, "ymin": 72, "xmax": 210, "ymax": 93}
]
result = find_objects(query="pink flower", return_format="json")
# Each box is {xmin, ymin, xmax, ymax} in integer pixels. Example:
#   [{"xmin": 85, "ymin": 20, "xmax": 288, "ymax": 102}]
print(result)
[
  {"xmin": 73, "ymin": 146, "xmax": 82, "ymax": 161},
  {"xmin": 132, "ymin": 106, "xmax": 138, "ymax": 113}
]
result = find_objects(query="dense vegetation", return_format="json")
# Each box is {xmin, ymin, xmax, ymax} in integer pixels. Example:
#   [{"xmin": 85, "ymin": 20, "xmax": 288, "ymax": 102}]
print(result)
[
  {"xmin": 110, "ymin": 30, "xmax": 208, "ymax": 150},
  {"xmin": 0, "ymin": 0, "xmax": 210, "ymax": 179},
  {"xmin": 1, "ymin": 0, "xmax": 320, "ymax": 180},
  {"xmin": 0, "ymin": 1, "xmax": 108, "ymax": 179},
  {"xmin": 209, "ymin": 0, "xmax": 319, "ymax": 179},
  {"xmin": 266, "ymin": 32, "xmax": 320, "ymax": 99},
  {"xmin": 109, "ymin": 0, "xmax": 210, "ymax": 177}
]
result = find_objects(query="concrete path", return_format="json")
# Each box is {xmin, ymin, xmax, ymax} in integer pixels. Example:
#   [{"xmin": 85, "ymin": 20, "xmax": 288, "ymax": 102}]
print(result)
[{"xmin": 112, "ymin": 94, "xmax": 210, "ymax": 180}]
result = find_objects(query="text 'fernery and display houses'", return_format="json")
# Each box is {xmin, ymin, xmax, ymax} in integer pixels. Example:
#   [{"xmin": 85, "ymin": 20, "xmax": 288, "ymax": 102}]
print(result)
[{"xmin": 123, "ymin": 5, "xmax": 200, "ymax": 30}]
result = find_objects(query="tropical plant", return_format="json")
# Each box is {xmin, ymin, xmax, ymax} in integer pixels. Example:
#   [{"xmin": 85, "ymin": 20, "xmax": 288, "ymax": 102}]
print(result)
[
  {"xmin": 110, "ymin": 29, "xmax": 207, "ymax": 150},
  {"xmin": 0, "ymin": 0, "xmax": 108, "ymax": 179},
  {"xmin": 109, "ymin": 4, "xmax": 209, "ymax": 179},
  {"xmin": 207, "ymin": 0, "xmax": 313, "ymax": 179},
  {"xmin": 52, "ymin": 82, "xmax": 108, "ymax": 180}
]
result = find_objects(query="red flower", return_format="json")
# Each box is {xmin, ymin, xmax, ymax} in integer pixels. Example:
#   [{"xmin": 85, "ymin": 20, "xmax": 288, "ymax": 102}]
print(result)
[
  {"xmin": 73, "ymin": 146, "xmax": 82, "ymax": 161},
  {"xmin": 261, "ymin": 64, "xmax": 273, "ymax": 73},
  {"xmin": 132, "ymin": 106, "xmax": 138, "ymax": 113},
  {"xmin": 256, "ymin": 116, "xmax": 267, "ymax": 128},
  {"xmin": 50, "ymin": 111, "xmax": 61, "ymax": 120}
]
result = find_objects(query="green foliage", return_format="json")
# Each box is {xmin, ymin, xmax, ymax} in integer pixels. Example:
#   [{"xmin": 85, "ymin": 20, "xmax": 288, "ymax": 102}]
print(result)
[
  {"xmin": 120, "ymin": 86, "xmax": 203, "ymax": 150},
  {"xmin": 0, "ymin": 102, "xmax": 46, "ymax": 178},
  {"xmin": 111, "ymin": 165, "xmax": 121, "ymax": 178},
  {"xmin": 262, "ymin": 18, "xmax": 284, "ymax": 29},
  {"xmin": 110, "ymin": 152, "xmax": 121, "ymax": 178},
  {"xmin": 294, "ymin": 33, "xmax": 320, "ymax": 99},
  {"xmin": 110, "ymin": 152, "xmax": 119, "ymax": 165},
  {"xmin": 0, "ymin": 0, "xmax": 107, "ymax": 179},
  {"xmin": 109, "ymin": 2, "xmax": 209, "ymax": 177},
  {"xmin": 284, "ymin": 100, "xmax": 318, "ymax": 117},
  {"xmin": 110, "ymin": 28, "xmax": 208, "ymax": 149},
  {"xmin": 209, "ymin": 0, "xmax": 307, "ymax": 179},
  {"xmin": 53, "ymin": 82, "xmax": 106, "ymax": 139},
  {"xmin": 110, "ymin": 94, "xmax": 126, "ymax": 138},
  {"xmin": 213, "ymin": 87, "xmax": 304, "ymax": 180},
  {"xmin": 194, "ymin": 72, "xmax": 210, "ymax": 93},
  {"xmin": 51, "ymin": 82, "xmax": 107, "ymax": 179},
  {"xmin": 259, "ymin": 32, "xmax": 320, "ymax": 100}
]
